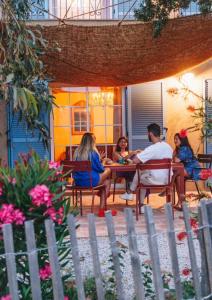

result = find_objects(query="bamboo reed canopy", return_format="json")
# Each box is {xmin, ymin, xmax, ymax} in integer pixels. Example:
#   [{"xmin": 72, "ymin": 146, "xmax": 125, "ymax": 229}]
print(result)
[{"xmin": 41, "ymin": 14, "xmax": 212, "ymax": 86}]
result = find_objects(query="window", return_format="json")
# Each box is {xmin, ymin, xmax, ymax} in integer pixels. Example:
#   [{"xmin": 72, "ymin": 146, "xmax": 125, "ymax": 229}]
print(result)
[
  {"xmin": 53, "ymin": 87, "xmax": 123, "ymax": 161},
  {"xmin": 72, "ymin": 108, "xmax": 87, "ymax": 135}
]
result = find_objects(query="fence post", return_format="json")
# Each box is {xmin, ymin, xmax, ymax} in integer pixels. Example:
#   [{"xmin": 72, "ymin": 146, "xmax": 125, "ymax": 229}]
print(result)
[
  {"xmin": 45, "ymin": 219, "xmax": 64, "ymax": 300},
  {"xmin": 182, "ymin": 203, "xmax": 201, "ymax": 300},
  {"xmin": 67, "ymin": 214, "xmax": 86, "ymax": 300},
  {"xmin": 88, "ymin": 213, "xmax": 105, "ymax": 300},
  {"xmin": 197, "ymin": 206, "xmax": 210, "ymax": 297},
  {"xmin": 105, "ymin": 211, "xmax": 126, "ymax": 300},
  {"xmin": 200, "ymin": 199, "xmax": 212, "ymax": 293},
  {"xmin": 2, "ymin": 223, "xmax": 19, "ymax": 300},
  {"xmin": 124, "ymin": 208, "xmax": 145, "ymax": 300},
  {"xmin": 144, "ymin": 205, "xmax": 165, "ymax": 300},
  {"xmin": 25, "ymin": 220, "xmax": 42, "ymax": 300},
  {"xmin": 164, "ymin": 203, "xmax": 183, "ymax": 300}
]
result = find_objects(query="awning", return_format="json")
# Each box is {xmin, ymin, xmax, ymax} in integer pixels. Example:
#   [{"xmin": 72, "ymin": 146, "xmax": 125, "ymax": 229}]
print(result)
[{"xmin": 40, "ymin": 14, "xmax": 212, "ymax": 86}]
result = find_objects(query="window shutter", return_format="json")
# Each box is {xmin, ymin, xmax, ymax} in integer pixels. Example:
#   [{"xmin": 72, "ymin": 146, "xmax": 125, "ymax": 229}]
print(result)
[
  {"xmin": 7, "ymin": 105, "xmax": 50, "ymax": 167},
  {"xmin": 127, "ymin": 81, "xmax": 163, "ymax": 150},
  {"xmin": 205, "ymin": 79, "xmax": 212, "ymax": 154}
]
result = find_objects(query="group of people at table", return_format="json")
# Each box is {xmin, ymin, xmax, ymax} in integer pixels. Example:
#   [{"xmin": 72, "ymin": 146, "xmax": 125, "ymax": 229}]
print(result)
[{"xmin": 73, "ymin": 123, "xmax": 212, "ymax": 217}]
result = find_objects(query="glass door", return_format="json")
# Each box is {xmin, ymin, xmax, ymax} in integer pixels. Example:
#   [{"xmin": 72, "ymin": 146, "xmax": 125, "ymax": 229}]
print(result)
[{"xmin": 52, "ymin": 86, "xmax": 123, "ymax": 161}]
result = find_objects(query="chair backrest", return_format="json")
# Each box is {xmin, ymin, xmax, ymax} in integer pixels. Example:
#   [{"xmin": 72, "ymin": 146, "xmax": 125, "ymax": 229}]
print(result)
[
  {"xmin": 136, "ymin": 158, "xmax": 172, "ymax": 185},
  {"xmin": 62, "ymin": 160, "xmax": 93, "ymax": 187},
  {"xmin": 62, "ymin": 160, "xmax": 92, "ymax": 173},
  {"xmin": 197, "ymin": 154, "xmax": 212, "ymax": 168}
]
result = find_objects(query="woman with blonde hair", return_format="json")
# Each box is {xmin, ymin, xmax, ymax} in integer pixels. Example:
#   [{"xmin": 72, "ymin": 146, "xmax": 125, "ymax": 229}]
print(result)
[{"xmin": 74, "ymin": 132, "xmax": 116, "ymax": 217}]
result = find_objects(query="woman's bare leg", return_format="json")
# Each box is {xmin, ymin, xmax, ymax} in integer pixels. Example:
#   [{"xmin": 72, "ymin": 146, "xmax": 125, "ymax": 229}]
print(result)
[
  {"xmin": 175, "ymin": 169, "xmax": 188, "ymax": 206},
  {"xmin": 99, "ymin": 168, "xmax": 111, "ymax": 209}
]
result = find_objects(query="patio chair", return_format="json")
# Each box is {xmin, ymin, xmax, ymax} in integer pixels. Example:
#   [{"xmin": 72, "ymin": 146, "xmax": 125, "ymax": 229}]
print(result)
[
  {"xmin": 185, "ymin": 154, "xmax": 212, "ymax": 196},
  {"xmin": 112, "ymin": 173, "xmax": 150, "ymax": 204},
  {"xmin": 62, "ymin": 160, "xmax": 106, "ymax": 216},
  {"xmin": 112, "ymin": 175, "xmax": 132, "ymax": 202},
  {"xmin": 135, "ymin": 159, "xmax": 177, "ymax": 220}
]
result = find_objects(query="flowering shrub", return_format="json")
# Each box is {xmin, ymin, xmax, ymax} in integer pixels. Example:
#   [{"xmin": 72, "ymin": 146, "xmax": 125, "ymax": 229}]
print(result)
[
  {"xmin": 142, "ymin": 261, "xmax": 195, "ymax": 299},
  {"xmin": 0, "ymin": 152, "xmax": 73, "ymax": 299}
]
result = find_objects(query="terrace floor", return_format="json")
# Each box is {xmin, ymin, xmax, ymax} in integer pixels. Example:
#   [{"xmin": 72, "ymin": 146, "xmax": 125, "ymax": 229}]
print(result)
[{"xmin": 72, "ymin": 190, "xmax": 202, "ymax": 238}]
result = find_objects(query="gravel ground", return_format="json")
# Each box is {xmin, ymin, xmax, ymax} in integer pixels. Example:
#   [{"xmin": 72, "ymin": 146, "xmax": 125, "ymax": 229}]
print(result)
[{"xmin": 72, "ymin": 233, "xmax": 201, "ymax": 299}]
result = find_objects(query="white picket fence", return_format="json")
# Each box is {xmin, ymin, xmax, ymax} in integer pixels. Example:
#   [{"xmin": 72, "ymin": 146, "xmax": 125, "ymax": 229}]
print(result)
[{"xmin": 2, "ymin": 200, "xmax": 212, "ymax": 300}]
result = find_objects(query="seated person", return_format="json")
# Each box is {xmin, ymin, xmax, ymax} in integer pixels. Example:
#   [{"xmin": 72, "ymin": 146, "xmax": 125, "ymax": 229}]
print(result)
[
  {"xmin": 173, "ymin": 131, "xmax": 212, "ymax": 191},
  {"xmin": 173, "ymin": 131, "xmax": 201, "ymax": 178},
  {"xmin": 73, "ymin": 132, "xmax": 116, "ymax": 217},
  {"xmin": 112, "ymin": 136, "xmax": 139, "ymax": 201},
  {"xmin": 123, "ymin": 123, "xmax": 173, "ymax": 211}
]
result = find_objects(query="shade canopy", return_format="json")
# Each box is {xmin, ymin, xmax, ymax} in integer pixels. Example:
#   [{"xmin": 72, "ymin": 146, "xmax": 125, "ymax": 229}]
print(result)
[{"xmin": 41, "ymin": 14, "xmax": 212, "ymax": 86}]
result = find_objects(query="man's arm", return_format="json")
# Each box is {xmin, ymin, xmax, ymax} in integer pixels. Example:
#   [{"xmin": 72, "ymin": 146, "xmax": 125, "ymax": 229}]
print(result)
[{"xmin": 132, "ymin": 155, "xmax": 142, "ymax": 164}]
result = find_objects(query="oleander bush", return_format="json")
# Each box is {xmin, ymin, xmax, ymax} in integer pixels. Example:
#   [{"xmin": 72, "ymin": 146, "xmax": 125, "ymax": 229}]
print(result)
[{"xmin": 0, "ymin": 152, "xmax": 73, "ymax": 299}]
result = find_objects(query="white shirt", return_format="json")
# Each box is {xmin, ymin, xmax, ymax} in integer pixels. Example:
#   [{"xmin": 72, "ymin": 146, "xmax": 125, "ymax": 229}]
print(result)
[{"xmin": 137, "ymin": 141, "xmax": 173, "ymax": 184}]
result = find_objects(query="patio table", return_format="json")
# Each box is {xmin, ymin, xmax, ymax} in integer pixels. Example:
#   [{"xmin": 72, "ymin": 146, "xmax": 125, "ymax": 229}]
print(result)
[{"xmin": 105, "ymin": 162, "xmax": 185, "ymax": 208}]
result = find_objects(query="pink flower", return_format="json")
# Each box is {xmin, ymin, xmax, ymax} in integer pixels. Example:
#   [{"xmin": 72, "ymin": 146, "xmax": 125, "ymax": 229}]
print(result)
[
  {"xmin": 64, "ymin": 297, "xmax": 69, "ymax": 300},
  {"xmin": 179, "ymin": 129, "xmax": 187, "ymax": 138},
  {"xmin": 49, "ymin": 161, "xmax": 61, "ymax": 169},
  {"xmin": 177, "ymin": 231, "xmax": 187, "ymax": 241},
  {"xmin": 29, "ymin": 185, "xmax": 53, "ymax": 207},
  {"xmin": 0, "ymin": 295, "xmax": 11, "ymax": 300},
  {"xmin": 13, "ymin": 209, "xmax": 26, "ymax": 225},
  {"xmin": 49, "ymin": 161, "xmax": 62, "ymax": 175},
  {"xmin": 8, "ymin": 177, "xmax": 16, "ymax": 185},
  {"xmin": 39, "ymin": 263, "xmax": 52, "ymax": 280},
  {"xmin": 182, "ymin": 267, "xmax": 191, "ymax": 276},
  {"xmin": 0, "ymin": 204, "xmax": 25, "ymax": 227},
  {"xmin": 0, "ymin": 182, "xmax": 3, "ymax": 196},
  {"xmin": 0, "ymin": 204, "xmax": 15, "ymax": 225},
  {"xmin": 44, "ymin": 207, "xmax": 64, "ymax": 224}
]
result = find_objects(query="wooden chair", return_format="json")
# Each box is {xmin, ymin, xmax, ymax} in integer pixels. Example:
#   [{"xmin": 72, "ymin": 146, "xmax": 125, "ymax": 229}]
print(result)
[
  {"xmin": 188, "ymin": 154, "xmax": 212, "ymax": 195},
  {"xmin": 62, "ymin": 160, "xmax": 106, "ymax": 216},
  {"xmin": 197, "ymin": 154, "xmax": 212, "ymax": 168},
  {"xmin": 185, "ymin": 154, "xmax": 212, "ymax": 195},
  {"xmin": 135, "ymin": 159, "xmax": 176, "ymax": 220}
]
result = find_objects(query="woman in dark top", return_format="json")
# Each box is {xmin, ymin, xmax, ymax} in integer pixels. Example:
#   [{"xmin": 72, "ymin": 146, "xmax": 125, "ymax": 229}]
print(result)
[
  {"xmin": 112, "ymin": 137, "xmax": 139, "ymax": 201},
  {"xmin": 74, "ymin": 132, "xmax": 116, "ymax": 217}
]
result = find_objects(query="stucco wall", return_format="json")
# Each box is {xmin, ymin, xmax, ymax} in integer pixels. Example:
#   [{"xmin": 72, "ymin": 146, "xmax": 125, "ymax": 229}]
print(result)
[
  {"xmin": 164, "ymin": 59, "xmax": 212, "ymax": 154},
  {"xmin": 0, "ymin": 102, "xmax": 8, "ymax": 164},
  {"xmin": 163, "ymin": 59, "xmax": 212, "ymax": 191}
]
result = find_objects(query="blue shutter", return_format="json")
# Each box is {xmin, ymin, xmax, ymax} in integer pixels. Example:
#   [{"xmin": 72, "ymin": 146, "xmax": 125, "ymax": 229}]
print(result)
[
  {"xmin": 205, "ymin": 79, "xmax": 212, "ymax": 154},
  {"xmin": 7, "ymin": 105, "xmax": 50, "ymax": 167},
  {"xmin": 127, "ymin": 81, "xmax": 163, "ymax": 150}
]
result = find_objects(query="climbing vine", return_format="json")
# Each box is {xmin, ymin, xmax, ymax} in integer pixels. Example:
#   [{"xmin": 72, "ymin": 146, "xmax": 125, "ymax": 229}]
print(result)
[
  {"xmin": 134, "ymin": 0, "xmax": 212, "ymax": 36},
  {"xmin": 0, "ymin": 0, "xmax": 57, "ymax": 144}
]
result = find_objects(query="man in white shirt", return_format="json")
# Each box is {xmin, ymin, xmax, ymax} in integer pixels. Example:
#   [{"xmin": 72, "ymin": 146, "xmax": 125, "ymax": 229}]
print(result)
[{"xmin": 122, "ymin": 123, "xmax": 173, "ymax": 209}]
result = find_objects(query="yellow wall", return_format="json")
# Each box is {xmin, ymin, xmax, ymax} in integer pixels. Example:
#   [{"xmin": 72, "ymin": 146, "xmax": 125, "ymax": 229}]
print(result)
[{"xmin": 164, "ymin": 59, "xmax": 212, "ymax": 154}]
